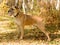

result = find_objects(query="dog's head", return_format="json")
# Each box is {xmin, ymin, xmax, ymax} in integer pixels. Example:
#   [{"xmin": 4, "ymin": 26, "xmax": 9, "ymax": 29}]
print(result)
[
  {"xmin": 5, "ymin": 0, "xmax": 20, "ymax": 17},
  {"xmin": 8, "ymin": 6, "xmax": 19, "ymax": 17},
  {"xmin": 5, "ymin": 0, "xmax": 23, "ymax": 17}
]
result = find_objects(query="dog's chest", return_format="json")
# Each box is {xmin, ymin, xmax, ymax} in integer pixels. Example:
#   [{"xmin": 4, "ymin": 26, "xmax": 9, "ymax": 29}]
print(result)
[{"xmin": 14, "ymin": 18, "xmax": 21, "ymax": 25}]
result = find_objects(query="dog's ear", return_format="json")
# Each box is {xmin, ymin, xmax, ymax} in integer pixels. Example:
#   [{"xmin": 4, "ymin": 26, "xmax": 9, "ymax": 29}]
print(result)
[
  {"xmin": 15, "ymin": 6, "xmax": 19, "ymax": 9},
  {"xmin": 15, "ymin": 6, "xmax": 18, "ymax": 8}
]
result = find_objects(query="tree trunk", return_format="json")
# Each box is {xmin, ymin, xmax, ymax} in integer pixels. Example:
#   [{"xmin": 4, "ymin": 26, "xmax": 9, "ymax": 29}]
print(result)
[
  {"xmin": 56, "ymin": 0, "xmax": 60, "ymax": 10},
  {"xmin": 22, "ymin": 0, "xmax": 26, "ymax": 14}
]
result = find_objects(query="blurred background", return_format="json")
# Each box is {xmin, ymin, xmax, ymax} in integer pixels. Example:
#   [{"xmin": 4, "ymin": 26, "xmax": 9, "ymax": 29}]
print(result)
[{"xmin": 0, "ymin": 0, "xmax": 60, "ymax": 43}]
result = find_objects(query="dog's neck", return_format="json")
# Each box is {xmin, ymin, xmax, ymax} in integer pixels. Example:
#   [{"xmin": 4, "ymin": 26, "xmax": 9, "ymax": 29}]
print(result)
[{"xmin": 14, "ymin": 12, "xmax": 19, "ymax": 17}]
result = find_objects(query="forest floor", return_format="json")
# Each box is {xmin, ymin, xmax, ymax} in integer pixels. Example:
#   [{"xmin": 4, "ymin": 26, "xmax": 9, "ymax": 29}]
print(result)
[{"xmin": 0, "ymin": 39, "xmax": 60, "ymax": 45}]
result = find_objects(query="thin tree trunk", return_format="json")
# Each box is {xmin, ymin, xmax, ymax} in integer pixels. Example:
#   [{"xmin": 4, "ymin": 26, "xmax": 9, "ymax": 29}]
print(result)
[
  {"xmin": 15, "ymin": 0, "xmax": 18, "ymax": 6},
  {"xmin": 56, "ymin": 0, "xmax": 60, "ymax": 10},
  {"xmin": 28, "ymin": 0, "xmax": 34, "ymax": 9},
  {"xmin": 31, "ymin": 0, "xmax": 34, "ymax": 9},
  {"xmin": 22, "ymin": 0, "xmax": 26, "ymax": 14}
]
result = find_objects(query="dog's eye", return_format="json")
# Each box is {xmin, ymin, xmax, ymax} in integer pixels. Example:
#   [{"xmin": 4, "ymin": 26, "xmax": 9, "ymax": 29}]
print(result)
[{"xmin": 11, "ymin": 8, "xmax": 14, "ymax": 10}]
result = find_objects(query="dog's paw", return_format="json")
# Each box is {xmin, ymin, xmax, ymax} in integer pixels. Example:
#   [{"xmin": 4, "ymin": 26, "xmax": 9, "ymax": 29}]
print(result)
[
  {"xmin": 20, "ymin": 36, "xmax": 23, "ymax": 40},
  {"xmin": 48, "ymin": 38, "xmax": 51, "ymax": 41}
]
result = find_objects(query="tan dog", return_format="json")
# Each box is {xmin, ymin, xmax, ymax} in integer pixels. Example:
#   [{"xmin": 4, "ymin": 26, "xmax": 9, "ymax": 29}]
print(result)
[{"xmin": 8, "ymin": 6, "xmax": 51, "ymax": 41}]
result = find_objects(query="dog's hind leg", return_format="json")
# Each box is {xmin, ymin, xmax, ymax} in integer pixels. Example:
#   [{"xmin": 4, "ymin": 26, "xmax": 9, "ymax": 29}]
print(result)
[{"xmin": 36, "ymin": 21, "xmax": 51, "ymax": 41}]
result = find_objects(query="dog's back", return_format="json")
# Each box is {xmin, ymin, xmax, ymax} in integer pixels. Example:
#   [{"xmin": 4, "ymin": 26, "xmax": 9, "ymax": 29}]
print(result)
[{"xmin": 15, "ymin": 12, "xmax": 43, "ymax": 26}]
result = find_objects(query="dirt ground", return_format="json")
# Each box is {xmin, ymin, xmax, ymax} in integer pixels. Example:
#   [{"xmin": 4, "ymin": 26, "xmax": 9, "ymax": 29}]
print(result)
[{"xmin": 0, "ymin": 39, "xmax": 60, "ymax": 45}]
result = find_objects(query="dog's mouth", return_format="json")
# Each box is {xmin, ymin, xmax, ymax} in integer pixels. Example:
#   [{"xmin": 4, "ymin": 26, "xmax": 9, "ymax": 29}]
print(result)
[
  {"xmin": 8, "ymin": 9, "xmax": 18, "ymax": 17},
  {"xmin": 8, "ymin": 8, "xmax": 13, "ymax": 14},
  {"xmin": 8, "ymin": 11, "xmax": 13, "ymax": 16}
]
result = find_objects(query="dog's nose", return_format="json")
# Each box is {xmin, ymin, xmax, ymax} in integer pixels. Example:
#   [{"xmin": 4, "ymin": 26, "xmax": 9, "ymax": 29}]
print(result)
[{"xmin": 8, "ymin": 10, "xmax": 10, "ymax": 12}]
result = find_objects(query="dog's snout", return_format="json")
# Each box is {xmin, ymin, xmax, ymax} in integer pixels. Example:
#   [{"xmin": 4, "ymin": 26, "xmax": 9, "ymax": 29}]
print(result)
[
  {"xmin": 8, "ymin": 8, "xmax": 14, "ymax": 13},
  {"xmin": 8, "ymin": 10, "xmax": 10, "ymax": 12}
]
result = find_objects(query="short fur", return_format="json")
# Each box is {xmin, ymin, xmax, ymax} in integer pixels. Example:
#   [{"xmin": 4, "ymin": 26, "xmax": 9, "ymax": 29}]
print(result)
[{"xmin": 8, "ymin": 7, "xmax": 51, "ymax": 41}]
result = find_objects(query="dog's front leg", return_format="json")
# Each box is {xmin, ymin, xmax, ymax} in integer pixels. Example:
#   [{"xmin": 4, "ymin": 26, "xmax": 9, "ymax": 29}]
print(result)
[
  {"xmin": 18, "ymin": 18, "xmax": 24, "ymax": 40},
  {"xmin": 19, "ymin": 24, "xmax": 24, "ymax": 40},
  {"xmin": 17, "ymin": 24, "xmax": 24, "ymax": 40},
  {"xmin": 15, "ymin": 19, "xmax": 24, "ymax": 40}
]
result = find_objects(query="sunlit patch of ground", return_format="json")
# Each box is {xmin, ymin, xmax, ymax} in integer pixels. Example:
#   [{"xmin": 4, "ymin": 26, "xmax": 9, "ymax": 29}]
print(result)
[{"xmin": 0, "ymin": 39, "xmax": 60, "ymax": 45}]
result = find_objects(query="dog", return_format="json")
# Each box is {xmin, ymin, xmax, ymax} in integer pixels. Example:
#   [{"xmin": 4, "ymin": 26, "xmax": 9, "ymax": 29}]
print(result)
[{"xmin": 7, "ymin": 6, "xmax": 51, "ymax": 41}]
